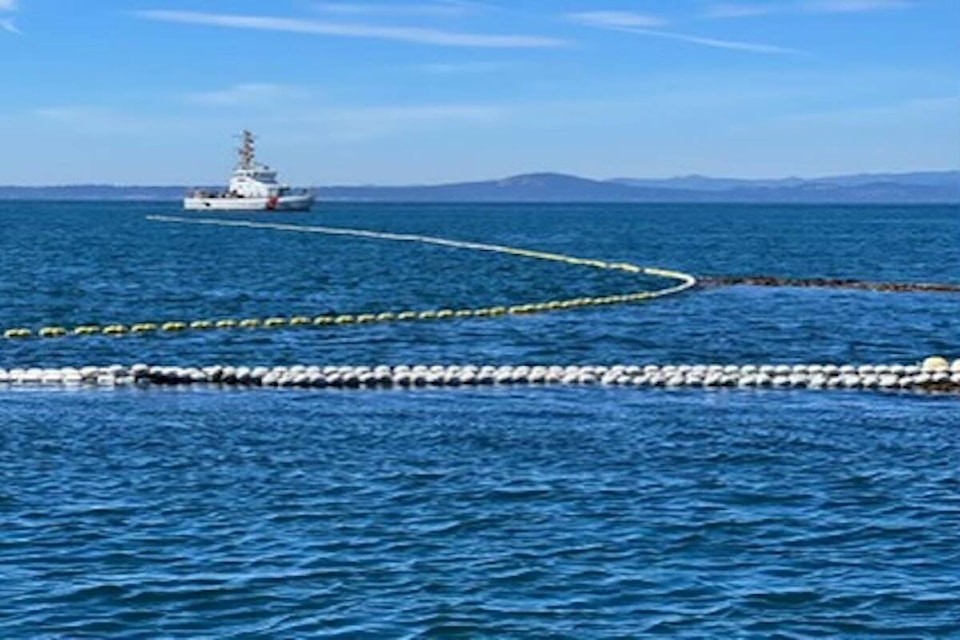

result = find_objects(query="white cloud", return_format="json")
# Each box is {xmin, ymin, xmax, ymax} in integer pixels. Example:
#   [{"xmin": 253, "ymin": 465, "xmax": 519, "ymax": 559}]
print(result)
[
  {"xmin": 30, "ymin": 100, "xmax": 509, "ymax": 142},
  {"xmin": 800, "ymin": 0, "xmax": 911, "ymax": 12},
  {"xmin": 777, "ymin": 95, "xmax": 960, "ymax": 124},
  {"xmin": 567, "ymin": 11, "xmax": 667, "ymax": 28},
  {"xmin": 629, "ymin": 28, "xmax": 806, "ymax": 54},
  {"xmin": 313, "ymin": 2, "xmax": 474, "ymax": 18},
  {"xmin": 329, "ymin": 103, "xmax": 506, "ymax": 122},
  {"xmin": 575, "ymin": 21, "xmax": 807, "ymax": 55},
  {"xmin": 414, "ymin": 61, "xmax": 513, "ymax": 74},
  {"xmin": 31, "ymin": 106, "xmax": 157, "ymax": 135},
  {"xmin": 705, "ymin": 0, "xmax": 912, "ymax": 18},
  {"xmin": 568, "ymin": 8, "xmax": 803, "ymax": 54},
  {"xmin": 139, "ymin": 10, "xmax": 567, "ymax": 48},
  {"xmin": 0, "ymin": 0, "xmax": 18, "ymax": 33},
  {"xmin": 292, "ymin": 103, "xmax": 509, "ymax": 140},
  {"xmin": 704, "ymin": 3, "xmax": 780, "ymax": 18},
  {"xmin": 185, "ymin": 83, "xmax": 300, "ymax": 106}
]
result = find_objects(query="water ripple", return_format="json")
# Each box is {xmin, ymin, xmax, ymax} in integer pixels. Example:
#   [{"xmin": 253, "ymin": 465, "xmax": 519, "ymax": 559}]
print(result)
[{"xmin": 1, "ymin": 203, "xmax": 958, "ymax": 637}]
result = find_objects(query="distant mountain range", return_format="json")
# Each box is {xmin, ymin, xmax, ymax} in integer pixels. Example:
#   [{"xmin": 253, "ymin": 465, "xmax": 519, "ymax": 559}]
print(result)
[{"xmin": 2, "ymin": 171, "xmax": 957, "ymax": 204}]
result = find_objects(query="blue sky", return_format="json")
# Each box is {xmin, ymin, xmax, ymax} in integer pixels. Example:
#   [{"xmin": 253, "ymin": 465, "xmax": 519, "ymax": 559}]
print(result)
[{"xmin": 0, "ymin": 0, "xmax": 957, "ymax": 185}]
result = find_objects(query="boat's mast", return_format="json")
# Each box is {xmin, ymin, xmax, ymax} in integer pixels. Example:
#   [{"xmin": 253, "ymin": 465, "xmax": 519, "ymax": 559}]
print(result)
[{"xmin": 238, "ymin": 130, "xmax": 256, "ymax": 170}]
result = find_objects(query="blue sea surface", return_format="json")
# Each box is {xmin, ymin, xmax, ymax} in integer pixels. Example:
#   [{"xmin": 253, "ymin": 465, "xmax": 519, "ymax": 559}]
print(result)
[{"xmin": 1, "ymin": 201, "xmax": 958, "ymax": 637}]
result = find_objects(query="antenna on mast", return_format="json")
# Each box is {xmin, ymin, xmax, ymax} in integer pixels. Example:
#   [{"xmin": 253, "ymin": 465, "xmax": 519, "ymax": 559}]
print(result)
[{"xmin": 237, "ymin": 130, "xmax": 256, "ymax": 170}]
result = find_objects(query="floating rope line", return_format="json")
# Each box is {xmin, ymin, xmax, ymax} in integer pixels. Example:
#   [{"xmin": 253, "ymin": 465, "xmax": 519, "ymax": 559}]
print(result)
[
  {"xmin": 700, "ymin": 275, "xmax": 960, "ymax": 293},
  {"xmin": 0, "ymin": 216, "xmax": 697, "ymax": 341},
  {"xmin": 1, "ymin": 358, "xmax": 958, "ymax": 393}
]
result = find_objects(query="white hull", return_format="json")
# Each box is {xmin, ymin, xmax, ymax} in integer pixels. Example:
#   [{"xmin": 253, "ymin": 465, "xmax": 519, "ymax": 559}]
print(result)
[{"xmin": 183, "ymin": 193, "xmax": 314, "ymax": 212}]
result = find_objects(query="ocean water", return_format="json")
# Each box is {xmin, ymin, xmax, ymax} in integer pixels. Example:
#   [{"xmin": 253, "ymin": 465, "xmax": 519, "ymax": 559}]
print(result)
[{"xmin": 1, "ymin": 201, "xmax": 958, "ymax": 637}]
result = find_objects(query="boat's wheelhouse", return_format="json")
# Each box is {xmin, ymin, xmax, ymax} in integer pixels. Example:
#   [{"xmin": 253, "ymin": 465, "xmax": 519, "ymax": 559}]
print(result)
[{"xmin": 228, "ymin": 167, "xmax": 280, "ymax": 198}]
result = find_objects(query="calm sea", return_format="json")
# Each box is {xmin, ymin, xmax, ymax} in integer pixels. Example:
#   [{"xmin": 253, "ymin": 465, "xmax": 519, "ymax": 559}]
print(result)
[{"xmin": 1, "ymin": 201, "xmax": 958, "ymax": 637}]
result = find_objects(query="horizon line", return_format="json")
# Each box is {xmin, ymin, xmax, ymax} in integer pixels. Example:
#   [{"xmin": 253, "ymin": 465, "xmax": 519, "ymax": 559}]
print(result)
[{"xmin": 0, "ymin": 167, "xmax": 957, "ymax": 189}]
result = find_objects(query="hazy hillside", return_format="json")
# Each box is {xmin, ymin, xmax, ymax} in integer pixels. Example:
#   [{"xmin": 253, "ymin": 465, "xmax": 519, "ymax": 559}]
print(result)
[
  {"xmin": 0, "ymin": 185, "xmax": 187, "ymax": 201},
  {"xmin": 2, "ymin": 171, "xmax": 957, "ymax": 203},
  {"xmin": 319, "ymin": 171, "xmax": 959, "ymax": 204}
]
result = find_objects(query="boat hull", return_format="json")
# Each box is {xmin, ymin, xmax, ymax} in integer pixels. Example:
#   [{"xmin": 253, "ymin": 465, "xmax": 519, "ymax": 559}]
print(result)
[{"xmin": 183, "ymin": 194, "xmax": 314, "ymax": 212}]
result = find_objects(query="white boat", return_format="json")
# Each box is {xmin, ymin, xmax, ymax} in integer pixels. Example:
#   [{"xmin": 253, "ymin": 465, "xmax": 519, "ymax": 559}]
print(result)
[{"xmin": 184, "ymin": 131, "xmax": 315, "ymax": 211}]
